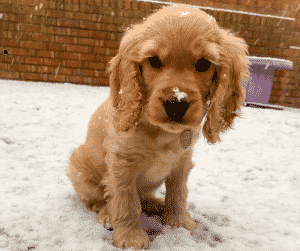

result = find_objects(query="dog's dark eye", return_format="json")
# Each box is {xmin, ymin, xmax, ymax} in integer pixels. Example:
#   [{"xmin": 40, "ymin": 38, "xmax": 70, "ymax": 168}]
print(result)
[
  {"xmin": 195, "ymin": 58, "xmax": 211, "ymax": 72},
  {"xmin": 148, "ymin": 56, "xmax": 163, "ymax": 69}
]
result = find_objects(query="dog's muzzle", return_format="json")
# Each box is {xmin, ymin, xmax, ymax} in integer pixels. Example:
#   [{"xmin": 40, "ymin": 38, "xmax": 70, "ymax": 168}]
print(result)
[{"xmin": 163, "ymin": 88, "xmax": 190, "ymax": 123}]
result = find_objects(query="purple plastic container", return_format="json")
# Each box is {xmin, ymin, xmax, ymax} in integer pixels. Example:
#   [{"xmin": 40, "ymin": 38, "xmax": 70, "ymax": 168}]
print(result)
[{"xmin": 243, "ymin": 56, "xmax": 293, "ymax": 104}]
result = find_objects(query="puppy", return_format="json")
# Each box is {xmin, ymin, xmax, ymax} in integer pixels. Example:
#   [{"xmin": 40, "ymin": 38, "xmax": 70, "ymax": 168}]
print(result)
[{"xmin": 67, "ymin": 4, "xmax": 249, "ymax": 250}]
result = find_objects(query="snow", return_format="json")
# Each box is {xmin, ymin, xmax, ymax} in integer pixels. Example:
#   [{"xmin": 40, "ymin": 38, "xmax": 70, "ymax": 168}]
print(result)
[
  {"xmin": 172, "ymin": 87, "xmax": 187, "ymax": 101},
  {"xmin": 136, "ymin": 0, "xmax": 295, "ymax": 21},
  {"xmin": 247, "ymin": 56, "xmax": 293, "ymax": 70},
  {"xmin": 1, "ymin": 79, "xmax": 300, "ymax": 251},
  {"xmin": 290, "ymin": 46, "xmax": 300, "ymax": 50}
]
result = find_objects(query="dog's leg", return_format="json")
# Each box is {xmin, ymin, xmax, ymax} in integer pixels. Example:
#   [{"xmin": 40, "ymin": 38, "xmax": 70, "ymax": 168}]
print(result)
[
  {"xmin": 104, "ymin": 153, "xmax": 150, "ymax": 250},
  {"xmin": 163, "ymin": 153, "xmax": 196, "ymax": 234},
  {"xmin": 140, "ymin": 196, "xmax": 165, "ymax": 217},
  {"xmin": 67, "ymin": 146, "xmax": 108, "ymax": 214}
]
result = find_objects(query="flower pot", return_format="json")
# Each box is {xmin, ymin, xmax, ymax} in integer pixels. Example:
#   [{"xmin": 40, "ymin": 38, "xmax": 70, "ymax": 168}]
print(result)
[{"xmin": 243, "ymin": 56, "xmax": 293, "ymax": 104}]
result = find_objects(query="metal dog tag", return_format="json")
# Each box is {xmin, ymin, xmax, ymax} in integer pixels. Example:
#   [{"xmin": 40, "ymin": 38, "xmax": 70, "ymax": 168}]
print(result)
[{"xmin": 180, "ymin": 129, "xmax": 193, "ymax": 149}]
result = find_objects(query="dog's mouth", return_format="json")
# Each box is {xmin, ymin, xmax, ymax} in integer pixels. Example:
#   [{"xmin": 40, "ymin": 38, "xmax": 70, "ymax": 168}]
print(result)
[
  {"xmin": 159, "ymin": 120, "xmax": 193, "ymax": 135},
  {"xmin": 145, "ymin": 87, "xmax": 204, "ymax": 133},
  {"xmin": 146, "ymin": 102, "xmax": 200, "ymax": 134}
]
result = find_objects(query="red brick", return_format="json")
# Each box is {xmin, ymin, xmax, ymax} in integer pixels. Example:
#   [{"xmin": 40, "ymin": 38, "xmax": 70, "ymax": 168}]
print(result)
[
  {"xmin": 101, "ymin": 16, "xmax": 113, "ymax": 24},
  {"xmin": 36, "ymin": 66, "xmax": 54, "ymax": 73},
  {"xmin": 124, "ymin": 0, "xmax": 131, "ymax": 11},
  {"xmin": 93, "ymin": 47, "xmax": 106, "ymax": 54},
  {"xmin": 21, "ymin": 72, "xmax": 43, "ymax": 81},
  {"xmin": 22, "ymin": 57, "xmax": 43, "ymax": 65},
  {"xmin": 47, "ymin": 74, "xmax": 66, "ymax": 82},
  {"xmin": 47, "ymin": 1, "xmax": 56, "ymax": 9},
  {"xmin": 36, "ymin": 50, "xmax": 55, "ymax": 58},
  {"xmin": 11, "ymin": 48, "xmax": 31, "ymax": 56},
  {"xmin": 73, "ymin": 12, "xmax": 93, "ymax": 21},
  {"xmin": 101, "ymin": 23, "xmax": 117, "ymax": 32},
  {"xmin": 47, "ymin": 43, "xmax": 65, "ymax": 51},
  {"xmin": 94, "ymin": 0, "xmax": 101, "ymax": 6},
  {"xmin": 0, "ymin": 71, "xmax": 20, "ymax": 79},
  {"xmin": 66, "ymin": 45, "xmax": 89, "ymax": 53},
  {"xmin": 0, "ymin": 39, "xmax": 18, "ymax": 47},
  {"xmin": 56, "ymin": 36, "xmax": 73, "ymax": 44},
  {"xmin": 69, "ymin": 29, "xmax": 79, "ymax": 37},
  {"xmin": 96, "ymin": 70, "xmax": 107, "ymax": 78},
  {"xmin": 78, "ymin": 30, "xmax": 90, "ymax": 37},
  {"xmin": 90, "ymin": 31, "xmax": 109, "ymax": 39},
  {"xmin": 68, "ymin": 75, "xmax": 84, "ymax": 83},
  {"xmin": 79, "ymin": 68, "xmax": 95, "ymax": 77},
  {"xmin": 138, "ymin": 2, "xmax": 145, "ymax": 11},
  {"xmin": 78, "ymin": 37, "xmax": 98, "ymax": 46},
  {"xmin": 22, "ymin": 24, "xmax": 40, "ymax": 32},
  {"xmin": 0, "ymin": 55, "xmax": 13, "ymax": 63},
  {"xmin": 80, "ymin": 21, "xmax": 100, "ymax": 30},
  {"xmin": 103, "ymin": 40, "xmax": 119, "ymax": 48},
  {"xmin": 56, "ymin": 51, "xmax": 77, "ymax": 60},
  {"xmin": 32, "ymin": 15, "xmax": 45, "ymax": 25},
  {"xmin": 274, "ymin": 69, "xmax": 285, "ymax": 78},
  {"xmin": 46, "ymin": 16, "xmax": 58, "ymax": 26},
  {"xmin": 66, "ymin": 60, "xmax": 82, "ymax": 68},
  {"xmin": 9, "ymin": 64, "xmax": 31, "ymax": 72},
  {"xmin": 59, "ymin": 67, "xmax": 74, "ymax": 75},
  {"xmin": 0, "ymin": 30, "xmax": 7, "ymax": 39},
  {"xmin": 18, "ymin": 33, "xmax": 31, "ymax": 41},
  {"xmin": 110, "ymin": 49, "xmax": 118, "ymax": 57},
  {"xmin": 81, "ymin": 5, "xmax": 100, "ymax": 14},
  {"xmin": 0, "ymin": 3, "xmax": 12, "ymax": 12},
  {"xmin": 0, "ymin": 62, "xmax": 6, "ymax": 70},
  {"xmin": 47, "ymin": 27, "xmax": 61, "ymax": 35},
  {"xmin": 62, "ymin": 19, "xmax": 80, "ymax": 28},
  {"xmin": 44, "ymin": 58, "xmax": 63, "ymax": 67},
  {"xmin": 20, "ymin": 41, "xmax": 45, "ymax": 50},
  {"xmin": 47, "ymin": 9, "xmax": 64, "ymax": 19},
  {"xmin": 0, "ymin": 22, "xmax": 7, "ymax": 30},
  {"xmin": 15, "ymin": 0, "xmax": 34, "ymax": 6},
  {"xmin": 88, "ymin": 61, "xmax": 105, "ymax": 70},
  {"xmin": 93, "ymin": 77, "xmax": 109, "ymax": 86},
  {"xmin": 65, "ymin": 2, "xmax": 72, "ymax": 11},
  {"xmin": 79, "ymin": 53, "xmax": 108, "ymax": 61},
  {"xmin": 32, "ymin": 33, "xmax": 54, "ymax": 42},
  {"xmin": 78, "ymin": 53, "xmax": 92, "ymax": 61},
  {"xmin": 85, "ymin": 76, "xmax": 94, "ymax": 85}
]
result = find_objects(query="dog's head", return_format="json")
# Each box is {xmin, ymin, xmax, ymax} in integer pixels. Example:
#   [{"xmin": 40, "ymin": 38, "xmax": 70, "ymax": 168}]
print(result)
[{"xmin": 108, "ymin": 4, "xmax": 249, "ymax": 144}]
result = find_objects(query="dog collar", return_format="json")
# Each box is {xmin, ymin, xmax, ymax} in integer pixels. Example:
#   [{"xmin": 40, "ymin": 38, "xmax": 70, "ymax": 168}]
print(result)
[{"xmin": 180, "ymin": 129, "xmax": 193, "ymax": 149}]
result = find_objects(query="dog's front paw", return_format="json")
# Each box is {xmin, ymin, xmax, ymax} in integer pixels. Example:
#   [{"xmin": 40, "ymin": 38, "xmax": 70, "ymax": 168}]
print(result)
[
  {"xmin": 163, "ymin": 211, "xmax": 196, "ymax": 234},
  {"xmin": 97, "ymin": 206, "xmax": 112, "ymax": 229},
  {"xmin": 113, "ymin": 226, "xmax": 150, "ymax": 250}
]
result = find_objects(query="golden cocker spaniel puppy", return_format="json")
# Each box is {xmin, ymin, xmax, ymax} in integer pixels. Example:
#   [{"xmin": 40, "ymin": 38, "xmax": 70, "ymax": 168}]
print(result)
[{"xmin": 67, "ymin": 4, "xmax": 249, "ymax": 250}]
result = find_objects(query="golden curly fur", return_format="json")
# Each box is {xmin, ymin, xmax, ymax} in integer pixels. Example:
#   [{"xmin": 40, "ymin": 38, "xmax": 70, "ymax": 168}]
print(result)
[{"xmin": 67, "ymin": 4, "xmax": 249, "ymax": 250}]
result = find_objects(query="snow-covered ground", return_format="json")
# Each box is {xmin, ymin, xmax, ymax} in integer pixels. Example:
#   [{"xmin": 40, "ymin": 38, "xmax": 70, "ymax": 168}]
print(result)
[{"xmin": 1, "ymin": 79, "xmax": 299, "ymax": 251}]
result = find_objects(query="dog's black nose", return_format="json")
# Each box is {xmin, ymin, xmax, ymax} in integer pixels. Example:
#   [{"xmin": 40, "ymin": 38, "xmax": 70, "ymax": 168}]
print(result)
[{"xmin": 164, "ymin": 95, "xmax": 189, "ymax": 123}]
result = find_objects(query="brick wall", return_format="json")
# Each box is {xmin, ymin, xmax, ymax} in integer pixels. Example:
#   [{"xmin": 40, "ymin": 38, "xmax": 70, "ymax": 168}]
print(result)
[
  {"xmin": 0, "ymin": 0, "xmax": 299, "ymax": 108},
  {"xmin": 0, "ymin": 0, "xmax": 159, "ymax": 86}
]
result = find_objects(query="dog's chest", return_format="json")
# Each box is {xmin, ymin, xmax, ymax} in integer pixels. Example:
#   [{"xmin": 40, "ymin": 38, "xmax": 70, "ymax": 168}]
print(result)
[{"xmin": 141, "ymin": 145, "xmax": 181, "ymax": 184}]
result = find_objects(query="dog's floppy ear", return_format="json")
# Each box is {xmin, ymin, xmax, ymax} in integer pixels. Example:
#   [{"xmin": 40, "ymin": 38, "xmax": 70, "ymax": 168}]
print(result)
[
  {"xmin": 203, "ymin": 30, "xmax": 249, "ymax": 144},
  {"xmin": 108, "ymin": 47, "xmax": 144, "ymax": 132}
]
